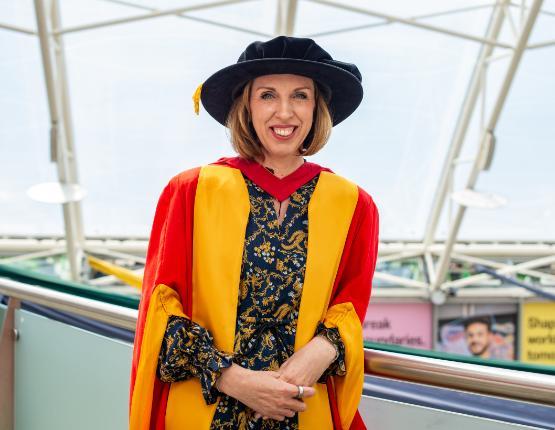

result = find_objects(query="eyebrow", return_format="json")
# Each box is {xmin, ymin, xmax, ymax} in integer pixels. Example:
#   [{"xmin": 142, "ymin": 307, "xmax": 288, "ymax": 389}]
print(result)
[{"xmin": 255, "ymin": 86, "xmax": 312, "ymax": 92}]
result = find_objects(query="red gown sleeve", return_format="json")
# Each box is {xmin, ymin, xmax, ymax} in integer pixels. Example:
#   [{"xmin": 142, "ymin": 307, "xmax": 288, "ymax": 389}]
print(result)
[{"xmin": 129, "ymin": 167, "xmax": 200, "ymax": 430}]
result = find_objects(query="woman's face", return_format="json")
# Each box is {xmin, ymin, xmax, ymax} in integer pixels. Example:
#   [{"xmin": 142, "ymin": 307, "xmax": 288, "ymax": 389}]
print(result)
[{"xmin": 249, "ymin": 74, "xmax": 315, "ymax": 159}]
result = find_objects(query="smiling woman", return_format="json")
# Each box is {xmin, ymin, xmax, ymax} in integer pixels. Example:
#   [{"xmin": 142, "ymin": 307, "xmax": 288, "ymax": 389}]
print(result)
[
  {"xmin": 129, "ymin": 35, "xmax": 379, "ymax": 430},
  {"xmin": 226, "ymin": 73, "xmax": 333, "ymax": 163}
]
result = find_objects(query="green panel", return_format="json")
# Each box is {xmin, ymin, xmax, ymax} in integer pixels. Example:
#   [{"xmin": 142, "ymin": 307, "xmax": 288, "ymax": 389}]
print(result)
[
  {"xmin": 359, "ymin": 396, "xmax": 542, "ymax": 430},
  {"xmin": 14, "ymin": 310, "xmax": 132, "ymax": 430}
]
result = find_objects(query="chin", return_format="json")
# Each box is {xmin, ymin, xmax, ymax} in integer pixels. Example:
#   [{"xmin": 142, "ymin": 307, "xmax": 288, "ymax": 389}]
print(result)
[{"xmin": 263, "ymin": 141, "xmax": 301, "ymax": 158}]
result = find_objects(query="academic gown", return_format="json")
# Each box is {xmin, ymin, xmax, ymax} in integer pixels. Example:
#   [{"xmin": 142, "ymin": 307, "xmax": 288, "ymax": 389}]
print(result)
[{"xmin": 129, "ymin": 156, "xmax": 380, "ymax": 430}]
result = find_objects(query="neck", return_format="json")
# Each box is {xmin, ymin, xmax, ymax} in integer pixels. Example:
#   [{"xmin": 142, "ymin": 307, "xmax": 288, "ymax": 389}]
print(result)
[{"xmin": 255, "ymin": 153, "xmax": 305, "ymax": 178}]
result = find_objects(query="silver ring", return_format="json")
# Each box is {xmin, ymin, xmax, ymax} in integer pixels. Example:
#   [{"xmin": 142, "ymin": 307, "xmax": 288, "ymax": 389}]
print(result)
[{"xmin": 295, "ymin": 385, "xmax": 304, "ymax": 399}]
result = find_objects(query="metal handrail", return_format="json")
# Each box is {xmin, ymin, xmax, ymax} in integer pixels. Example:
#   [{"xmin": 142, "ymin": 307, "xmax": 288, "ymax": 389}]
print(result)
[
  {"xmin": 0, "ymin": 277, "xmax": 137, "ymax": 330},
  {"xmin": 1, "ymin": 277, "xmax": 555, "ymax": 406},
  {"xmin": 366, "ymin": 349, "xmax": 555, "ymax": 406}
]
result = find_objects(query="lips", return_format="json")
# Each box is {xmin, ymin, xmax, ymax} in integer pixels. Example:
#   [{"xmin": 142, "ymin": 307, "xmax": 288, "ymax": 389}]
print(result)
[{"xmin": 270, "ymin": 126, "xmax": 298, "ymax": 140}]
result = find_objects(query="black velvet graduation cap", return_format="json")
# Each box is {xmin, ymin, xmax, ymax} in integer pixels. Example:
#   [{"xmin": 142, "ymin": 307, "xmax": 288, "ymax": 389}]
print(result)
[{"xmin": 192, "ymin": 35, "xmax": 363, "ymax": 127}]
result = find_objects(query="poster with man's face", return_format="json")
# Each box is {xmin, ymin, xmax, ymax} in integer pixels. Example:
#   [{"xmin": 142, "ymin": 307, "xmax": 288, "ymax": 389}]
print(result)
[{"xmin": 437, "ymin": 304, "xmax": 517, "ymax": 360}]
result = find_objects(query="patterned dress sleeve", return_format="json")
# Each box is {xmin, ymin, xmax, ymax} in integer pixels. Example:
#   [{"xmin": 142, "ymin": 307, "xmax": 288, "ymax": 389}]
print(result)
[
  {"xmin": 314, "ymin": 321, "xmax": 346, "ymax": 383},
  {"xmin": 157, "ymin": 315, "xmax": 234, "ymax": 405}
]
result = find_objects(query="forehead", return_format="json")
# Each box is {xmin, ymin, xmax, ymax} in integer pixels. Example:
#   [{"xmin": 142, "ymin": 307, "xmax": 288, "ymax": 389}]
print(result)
[
  {"xmin": 252, "ymin": 73, "xmax": 314, "ymax": 89},
  {"xmin": 466, "ymin": 322, "xmax": 488, "ymax": 332}
]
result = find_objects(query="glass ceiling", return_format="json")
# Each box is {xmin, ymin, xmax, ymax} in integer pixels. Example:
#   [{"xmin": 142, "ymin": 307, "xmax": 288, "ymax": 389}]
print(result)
[{"xmin": 1, "ymin": 0, "xmax": 554, "ymax": 242}]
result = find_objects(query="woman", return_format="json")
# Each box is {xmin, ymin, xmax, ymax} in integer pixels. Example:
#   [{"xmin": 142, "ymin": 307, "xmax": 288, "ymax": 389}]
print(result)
[{"xmin": 129, "ymin": 36, "xmax": 379, "ymax": 430}]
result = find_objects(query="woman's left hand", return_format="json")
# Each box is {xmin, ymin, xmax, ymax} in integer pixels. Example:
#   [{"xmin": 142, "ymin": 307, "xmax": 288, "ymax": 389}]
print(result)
[
  {"xmin": 254, "ymin": 336, "xmax": 337, "ymax": 421},
  {"xmin": 277, "ymin": 335, "xmax": 337, "ymax": 386}
]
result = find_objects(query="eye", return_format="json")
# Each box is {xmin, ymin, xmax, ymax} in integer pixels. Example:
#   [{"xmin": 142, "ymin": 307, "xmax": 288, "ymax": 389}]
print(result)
[
  {"xmin": 261, "ymin": 92, "xmax": 274, "ymax": 100},
  {"xmin": 295, "ymin": 92, "xmax": 308, "ymax": 99}
]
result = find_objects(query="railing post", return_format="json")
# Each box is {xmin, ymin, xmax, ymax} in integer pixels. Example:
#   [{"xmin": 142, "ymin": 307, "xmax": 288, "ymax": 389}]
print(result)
[{"xmin": 0, "ymin": 297, "xmax": 21, "ymax": 430}]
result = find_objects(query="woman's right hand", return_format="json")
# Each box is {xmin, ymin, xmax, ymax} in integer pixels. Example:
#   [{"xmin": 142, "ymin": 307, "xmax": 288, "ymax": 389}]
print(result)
[{"xmin": 216, "ymin": 363, "xmax": 315, "ymax": 421}]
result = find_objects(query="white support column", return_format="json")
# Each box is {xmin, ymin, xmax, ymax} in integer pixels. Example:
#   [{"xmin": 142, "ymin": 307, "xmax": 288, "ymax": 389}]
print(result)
[
  {"xmin": 275, "ymin": 0, "xmax": 284, "ymax": 35},
  {"xmin": 275, "ymin": 0, "xmax": 298, "ymax": 36},
  {"xmin": 423, "ymin": 1, "xmax": 508, "ymax": 249},
  {"xmin": 284, "ymin": 0, "xmax": 298, "ymax": 36},
  {"xmin": 34, "ymin": 0, "xmax": 85, "ymax": 282},
  {"xmin": 431, "ymin": 0, "xmax": 545, "ymax": 292},
  {"xmin": 51, "ymin": 0, "xmax": 85, "ymax": 247}
]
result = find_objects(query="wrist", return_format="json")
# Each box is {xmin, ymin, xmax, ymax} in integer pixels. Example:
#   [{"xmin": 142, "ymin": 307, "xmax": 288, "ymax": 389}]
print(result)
[
  {"xmin": 216, "ymin": 363, "xmax": 247, "ymax": 396},
  {"xmin": 314, "ymin": 335, "xmax": 338, "ymax": 364}
]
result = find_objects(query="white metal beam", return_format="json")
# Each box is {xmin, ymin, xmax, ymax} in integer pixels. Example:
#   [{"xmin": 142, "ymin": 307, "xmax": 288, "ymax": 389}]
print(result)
[
  {"xmin": 304, "ymin": 0, "xmax": 514, "ymax": 48},
  {"xmin": 0, "ymin": 22, "xmax": 37, "ymax": 35},
  {"xmin": 376, "ymin": 250, "xmax": 423, "ymax": 264},
  {"xmin": 275, "ymin": 0, "xmax": 298, "ymax": 36},
  {"xmin": 100, "ymin": 0, "xmax": 272, "ymax": 37},
  {"xmin": 304, "ymin": 3, "xmax": 496, "ymax": 39},
  {"xmin": 447, "ymin": 252, "xmax": 555, "ymax": 284},
  {"xmin": 431, "ymin": 0, "xmax": 544, "ymax": 291},
  {"xmin": 373, "ymin": 272, "xmax": 428, "ymax": 289},
  {"xmin": 34, "ymin": 0, "xmax": 85, "ymax": 282},
  {"xmin": 84, "ymin": 246, "xmax": 146, "ymax": 264},
  {"xmin": 423, "ymin": 1, "xmax": 508, "ymax": 249},
  {"xmin": 284, "ymin": 0, "xmax": 298, "ymax": 36},
  {"xmin": 527, "ymin": 40, "xmax": 555, "ymax": 50},
  {"xmin": 55, "ymin": 0, "xmax": 258, "ymax": 35},
  {"xmin": 51, "ymin": 0, "xmax": 85, "ymax": 247},
  {"xmin": 4, "ymin": 238, "xmax": 555, "ymax": 258},
  {"xmin": 0, "ymin": 248, "xmax": 65, "ymax": 264},
  {"xmin": 441, "ymin": 254, "xmax": 555, "ymax": 290}
]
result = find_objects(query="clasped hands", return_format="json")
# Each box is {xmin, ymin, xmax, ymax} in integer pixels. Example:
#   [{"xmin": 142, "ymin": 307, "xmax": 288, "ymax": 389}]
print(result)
[{"xmin": 216, "ymin": 335, "xmax": 337, "ymax": 422}]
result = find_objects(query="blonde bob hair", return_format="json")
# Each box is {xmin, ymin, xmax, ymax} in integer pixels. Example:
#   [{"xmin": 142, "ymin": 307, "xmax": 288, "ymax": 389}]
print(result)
[{"xmin": 225, "ymin": 78, "xmax": 333, "ymax": 160}]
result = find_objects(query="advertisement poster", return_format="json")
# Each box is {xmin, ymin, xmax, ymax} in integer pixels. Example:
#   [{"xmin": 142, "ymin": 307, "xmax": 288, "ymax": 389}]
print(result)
[
  {"xmin": 437, "ymin": 304, "xmax": 517, "ymax": 360},
  {"xmin": 363, "ymin": 303, "xmax": 432, "ymax": 349},
  {"xmin": 521, "ymin": 302, "xmax": 555, "ymax": 365}
]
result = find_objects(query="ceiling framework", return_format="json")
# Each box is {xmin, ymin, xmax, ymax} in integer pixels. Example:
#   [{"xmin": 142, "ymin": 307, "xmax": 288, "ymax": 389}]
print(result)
[{"xmin": 0, "ymin": 0, "xmax": 553, "ymax": 300}]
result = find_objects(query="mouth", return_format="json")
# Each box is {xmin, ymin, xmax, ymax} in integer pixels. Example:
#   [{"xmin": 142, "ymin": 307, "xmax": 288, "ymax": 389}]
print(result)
[{"xmin": 269, "ymin": 126, "xmax": 298, "ymax": 141}]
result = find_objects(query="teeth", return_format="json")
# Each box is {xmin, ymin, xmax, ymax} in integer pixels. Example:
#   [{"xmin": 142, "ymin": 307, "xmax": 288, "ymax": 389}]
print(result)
[{"xmin": 273, "ymin": 127, "xmax": 295, "ymax": 137}]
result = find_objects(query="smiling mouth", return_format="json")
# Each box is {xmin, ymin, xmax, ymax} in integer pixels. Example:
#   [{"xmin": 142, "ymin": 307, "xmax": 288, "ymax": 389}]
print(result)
[{"xmin": 270, "ymin": 126, "xmax": 298, "ymax": 139}]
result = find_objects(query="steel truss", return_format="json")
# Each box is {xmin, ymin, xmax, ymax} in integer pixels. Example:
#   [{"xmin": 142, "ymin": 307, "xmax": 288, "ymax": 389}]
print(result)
[{"xmin": 0, "ymin": 0, "xmax": 553, "ymax": 299}]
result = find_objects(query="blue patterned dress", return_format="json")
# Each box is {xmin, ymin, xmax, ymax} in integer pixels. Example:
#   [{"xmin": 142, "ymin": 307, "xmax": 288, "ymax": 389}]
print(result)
[{"xmin": 157, "ymin": 172, "xmax": 345, "ymax": 430}]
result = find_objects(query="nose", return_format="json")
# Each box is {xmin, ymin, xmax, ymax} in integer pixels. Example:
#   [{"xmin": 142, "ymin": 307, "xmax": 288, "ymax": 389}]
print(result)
[{"xmin": 275, "ymin": 97, "xmax": 294, "ymax": 119}]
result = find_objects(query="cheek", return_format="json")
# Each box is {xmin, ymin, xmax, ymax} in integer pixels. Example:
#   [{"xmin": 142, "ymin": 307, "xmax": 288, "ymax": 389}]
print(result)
[
  {"xmin": 301, "ymin": 104, "xmax": 315, "ymax": 125},
  {"xmin": 250, "ymin": 103, "xmax": 272, "ymax": 127}
]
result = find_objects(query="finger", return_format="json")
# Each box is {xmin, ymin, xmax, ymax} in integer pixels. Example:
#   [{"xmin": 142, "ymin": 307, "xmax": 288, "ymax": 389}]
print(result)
[
  {"xmin": 273, "ymin": 408, "xmax": 295, "ymax": 419},
  {"xmin": 266, "ymin": 371, "xmax": 281, "ymax": 378},
  {"xmin": 283, "ymin": 399, "xmax": 307, "ymax": 413},
  {"xmin": 283, "ymin": 381, "xmax": 302, "ymax": 397},
  {"xmin": 302, "ymin": 386, "xmax": 316, "ymax": 398},
  {"xmin": 282, "ymin": 383, "xmax": 315, "ymax": 399},
  {"xmin": 281, "ymin": 408, "xmax": 296, "ymax": 418}
]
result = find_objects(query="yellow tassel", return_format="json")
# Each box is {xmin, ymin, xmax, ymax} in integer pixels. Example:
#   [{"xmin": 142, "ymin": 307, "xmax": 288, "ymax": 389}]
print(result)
[{"xmin": 192, "ymin": 83, "xmax": 203, "ymax": 115}]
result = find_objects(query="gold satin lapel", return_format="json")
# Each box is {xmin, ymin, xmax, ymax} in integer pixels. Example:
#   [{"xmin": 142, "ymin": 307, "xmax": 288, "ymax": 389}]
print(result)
[
  {"xmin": 192, "ymin": 165, "xmax": 250, "ymax": 350},
  {"xmin": 166, "ymin": 165, "xmax": 250, "ymax": 430},
  {"xmin": 296, "ymin": 171, "xmax": 358, "ymax": 430}
]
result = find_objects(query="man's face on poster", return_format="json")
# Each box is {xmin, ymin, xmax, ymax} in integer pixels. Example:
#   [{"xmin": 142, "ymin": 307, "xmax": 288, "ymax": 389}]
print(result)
[{"xmin": 464, "ymin": 322, "xmax": 492, "ymax": 357}]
